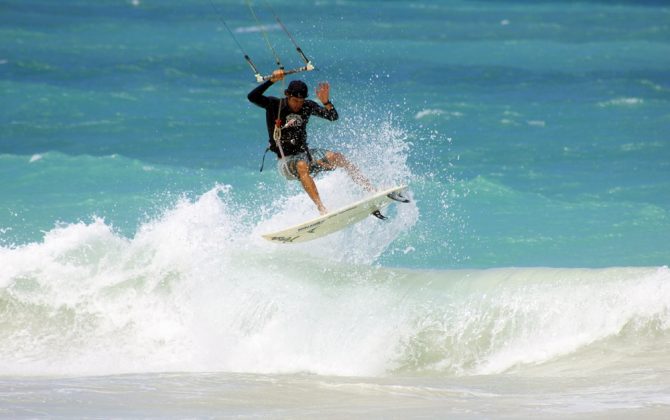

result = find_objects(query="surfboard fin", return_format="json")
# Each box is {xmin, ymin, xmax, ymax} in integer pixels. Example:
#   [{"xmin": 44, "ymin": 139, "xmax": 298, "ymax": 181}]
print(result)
[
  {"xmin": 387, "ymin": 191, "xmax": 410, "ymax": 203},
  {"xmin": 372, "ymin": 210, "xmax": 388, "ymax": 220}
]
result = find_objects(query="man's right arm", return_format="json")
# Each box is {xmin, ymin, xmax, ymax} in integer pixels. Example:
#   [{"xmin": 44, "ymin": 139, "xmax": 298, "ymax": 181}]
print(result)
[{"xmin": 247, "ymin": 80, "xmax": 274, "ymax": 108}]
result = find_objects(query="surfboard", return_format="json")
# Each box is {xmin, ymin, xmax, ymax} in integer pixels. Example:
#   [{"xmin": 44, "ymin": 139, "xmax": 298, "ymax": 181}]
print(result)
[{"xmin": 262, "ymin": 185, "xmax": 409, "ymax": 244}]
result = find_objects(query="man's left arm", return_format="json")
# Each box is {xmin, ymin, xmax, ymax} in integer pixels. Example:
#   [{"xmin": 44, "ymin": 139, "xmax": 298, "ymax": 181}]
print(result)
[{"xmin": 312, "ymin": 81, "xmax": 338, "ymax": 121}]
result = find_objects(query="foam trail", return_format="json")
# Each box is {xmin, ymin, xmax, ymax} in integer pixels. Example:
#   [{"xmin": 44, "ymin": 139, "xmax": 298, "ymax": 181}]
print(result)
[{"xmin": 251, "ymin": 115, "xmax": 419, "ymax": 263}]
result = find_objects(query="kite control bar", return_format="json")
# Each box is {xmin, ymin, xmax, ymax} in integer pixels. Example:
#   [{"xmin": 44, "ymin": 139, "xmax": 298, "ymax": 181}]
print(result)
[{"xmin": 255, "ymin": 62, "xmax": 315, "ymax": 83}]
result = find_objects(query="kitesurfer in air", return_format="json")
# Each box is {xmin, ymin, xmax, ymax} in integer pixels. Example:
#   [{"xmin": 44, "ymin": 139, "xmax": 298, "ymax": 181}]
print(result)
[{"xmin": 248, "ymin": 69, "xmax": 376, "ymax": 215}]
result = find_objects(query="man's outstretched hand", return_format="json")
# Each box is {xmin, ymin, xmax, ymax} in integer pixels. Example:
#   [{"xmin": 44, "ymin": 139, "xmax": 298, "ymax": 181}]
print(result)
[{"xmin": 317, "ymin": 82, "xmax": 330, "ymax": 105}]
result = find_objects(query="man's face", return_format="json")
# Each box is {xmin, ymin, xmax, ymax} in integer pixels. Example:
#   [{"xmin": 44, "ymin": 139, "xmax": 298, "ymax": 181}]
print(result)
[{"xmin": 287, "ymin": 95, "xmax": 305, "ymax": 112}]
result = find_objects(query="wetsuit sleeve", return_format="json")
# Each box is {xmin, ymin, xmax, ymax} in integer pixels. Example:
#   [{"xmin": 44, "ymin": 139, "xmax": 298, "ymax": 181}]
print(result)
[
  {"xmin": 247, "ymin": 80, "xmax": 274, "ymax": 108},
  {"xmin": 308, "ymin": 101, "xmax": 339, "ymax": 121}
]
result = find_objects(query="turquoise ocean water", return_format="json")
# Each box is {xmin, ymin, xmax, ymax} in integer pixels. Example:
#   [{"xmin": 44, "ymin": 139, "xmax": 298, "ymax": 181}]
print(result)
[{"xmin": 1, "ymin": 0, "xmax": 669, "ymax": 417}]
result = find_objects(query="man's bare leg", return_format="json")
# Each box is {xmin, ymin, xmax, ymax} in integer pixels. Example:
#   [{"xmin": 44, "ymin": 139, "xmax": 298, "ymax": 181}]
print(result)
[
  {"xmin": 322, "ymin": 151, "xmax": 376, "ymax": 192},
  {"xmin": 296, "ymin": 160, "xmax": 328, "ymax": 215}
]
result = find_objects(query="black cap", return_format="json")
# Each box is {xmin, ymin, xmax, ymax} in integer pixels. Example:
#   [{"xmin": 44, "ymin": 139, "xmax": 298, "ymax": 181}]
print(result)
[{"xmin": 285, "ymin": 80, "xmax": 308, "ymax": 98}]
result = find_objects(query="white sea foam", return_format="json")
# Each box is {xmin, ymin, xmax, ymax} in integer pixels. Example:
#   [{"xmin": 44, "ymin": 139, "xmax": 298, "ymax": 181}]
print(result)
[
  {"xmin": 234, "ymin": 24, "xmax": 281, "ymax": 34},
  {"xmin": 415, "ymin": 109, "xmax": 443, "ymax": 119},
  {"xmin": 500, "ymin": 118, "xmax": 519, "ymax": 126},
  {"xmin": 598, "ymin": 97, "xmax": 644, "ymax": 107},
  {"xmin": 1, "ymin": 203, "xmax": 668, "ymax": 378},
  {"xmin": 414, "ymin": 109, "xmax": 464, "ymax": 120}
]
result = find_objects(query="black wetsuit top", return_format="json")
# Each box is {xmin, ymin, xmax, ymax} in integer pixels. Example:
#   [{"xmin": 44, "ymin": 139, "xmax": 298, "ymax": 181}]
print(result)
[{"xmin": 247, "ymin": 80, "xmax": 338, "ymax": 158}]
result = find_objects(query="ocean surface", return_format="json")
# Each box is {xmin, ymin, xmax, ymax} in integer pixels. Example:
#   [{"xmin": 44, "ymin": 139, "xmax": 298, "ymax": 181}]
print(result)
[{"xmin": 1, "ymin": 0, "xmax": 669, "ymax": 418}]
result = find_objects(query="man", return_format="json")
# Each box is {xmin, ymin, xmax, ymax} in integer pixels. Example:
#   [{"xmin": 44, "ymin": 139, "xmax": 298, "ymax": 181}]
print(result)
[{"xmin": 248, "ymin": 69, "xmax": 376, "ymax": 215}]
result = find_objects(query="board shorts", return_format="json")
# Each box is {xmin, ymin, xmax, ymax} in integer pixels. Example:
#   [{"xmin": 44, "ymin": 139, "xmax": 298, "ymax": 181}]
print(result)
[{"xmin": 277, "ymin": 148, "xmax": 334, "ymax": 181}]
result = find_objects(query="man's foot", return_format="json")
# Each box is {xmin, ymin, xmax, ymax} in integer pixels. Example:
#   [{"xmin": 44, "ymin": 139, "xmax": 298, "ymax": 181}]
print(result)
[
  {"xmin": 387, "ymin": 191, "xmax": 410, "ymax": 203},
  {"xmin": 318, "ymin": 204, "xmax": 328, "ymax": 215}
]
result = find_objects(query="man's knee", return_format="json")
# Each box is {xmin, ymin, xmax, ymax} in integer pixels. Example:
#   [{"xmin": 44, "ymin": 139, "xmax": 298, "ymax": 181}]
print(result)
[
  {"xmin": 295, "ymin": 159, "xmax": 310, "ymax": 175},
  {"xmin": 325, "ymin": 151, "xmax": 345, "ymax": 165}
]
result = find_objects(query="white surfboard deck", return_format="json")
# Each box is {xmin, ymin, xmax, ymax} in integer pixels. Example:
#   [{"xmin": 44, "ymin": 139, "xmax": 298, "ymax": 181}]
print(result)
[{"xmin": 262, "ymin": 185, "xmax": 408, "ymax": 244}]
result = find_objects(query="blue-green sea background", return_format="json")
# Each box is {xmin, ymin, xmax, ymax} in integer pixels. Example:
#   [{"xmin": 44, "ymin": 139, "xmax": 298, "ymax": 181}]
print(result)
[{"xmin": 3, "ymin": 0, "xmax": 668, "ymax": 268}]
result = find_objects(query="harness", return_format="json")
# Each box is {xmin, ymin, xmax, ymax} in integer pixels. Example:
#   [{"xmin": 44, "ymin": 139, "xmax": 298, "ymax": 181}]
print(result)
[{"xmin": 259, "ymin": 96, "xmax": 313, "ymax": 172}]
